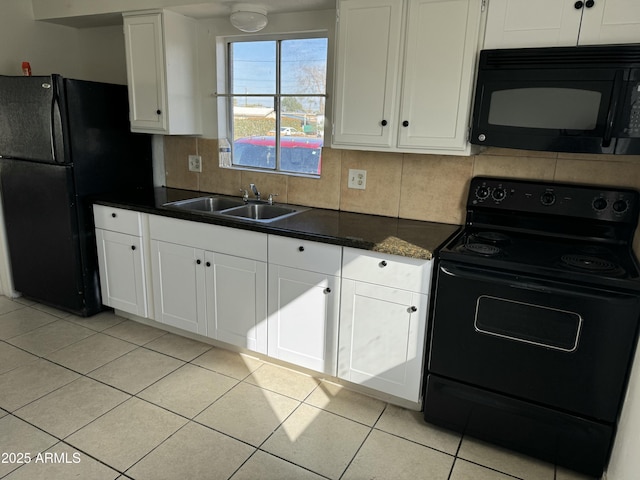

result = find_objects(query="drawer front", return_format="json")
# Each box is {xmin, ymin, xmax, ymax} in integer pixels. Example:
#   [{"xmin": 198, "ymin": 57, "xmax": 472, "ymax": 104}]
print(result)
[
  {"xmin": 342, "ymin": 247, "xmax": 432, "ymax": 294},
  {"xmin": 149, "ymin": 214, "xmax": 267, "ymax": 262},
  {"xmin": 268, "ymin": 235, "xmax": 342, "ymax": 275},
  {"xmin": 93, "ymin": 205, "xmax": 142, "ymax": 236}
]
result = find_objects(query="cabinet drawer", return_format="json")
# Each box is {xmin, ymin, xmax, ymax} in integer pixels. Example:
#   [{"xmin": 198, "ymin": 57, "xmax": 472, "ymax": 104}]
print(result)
[
  {"xmin": 149, "ymin": 214, "xmax": 267, "ymax": 262},
  {"xmin": 93, "ymin": 205, "xmax": 142, "ymax": 236},
  {"xmin": 268, "ymin": 235, "xmax": 342, "ymax": 275},
  {"xmin": 342, "ymin": 247, "xmax": 432, "ymax": 294}
]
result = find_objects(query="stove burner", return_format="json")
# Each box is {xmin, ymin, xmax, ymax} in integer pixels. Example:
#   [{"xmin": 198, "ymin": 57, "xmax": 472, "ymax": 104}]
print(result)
[
  {"xmin": 560, "ymin": 254, "xmax": 623, "ymax": 275},
  {"xmin": 463, "ymin": 243, "xmax": 502, "ymax": 256},
  {"xmin": 471, "ymin": 231, "xmax": 511, "ymax": 245}
]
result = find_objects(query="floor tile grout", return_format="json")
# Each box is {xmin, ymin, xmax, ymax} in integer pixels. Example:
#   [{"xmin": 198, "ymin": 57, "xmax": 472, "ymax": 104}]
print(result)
[{"xmin": 0, "ymin": 299, "xmax": 593, "ymax": 480}]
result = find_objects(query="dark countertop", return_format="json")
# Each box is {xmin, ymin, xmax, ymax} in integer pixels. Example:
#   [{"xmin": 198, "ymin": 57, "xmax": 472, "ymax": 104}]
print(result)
[{"xmin": 93, "ymin": 187, "xmax": 460, "ymax": 260}]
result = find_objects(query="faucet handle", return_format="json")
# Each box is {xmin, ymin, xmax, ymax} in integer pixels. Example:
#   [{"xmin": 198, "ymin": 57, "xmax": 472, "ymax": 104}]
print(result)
[
  {"xmin": 239, "ymin": 189, "xmax": 249, "ymax": 202},
  {"xmin": 267, "ymin": 193, "xmax": 279, "ymax": 205}
]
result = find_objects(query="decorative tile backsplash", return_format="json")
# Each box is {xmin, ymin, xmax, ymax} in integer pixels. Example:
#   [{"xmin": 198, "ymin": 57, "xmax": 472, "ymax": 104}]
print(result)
[{"xmin": 163, "ymin": 137, "xmax": 640, "ymax": 230}]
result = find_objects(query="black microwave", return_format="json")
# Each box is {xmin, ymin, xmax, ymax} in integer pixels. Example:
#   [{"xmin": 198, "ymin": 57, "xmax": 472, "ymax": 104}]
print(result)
[{"xmin": 470, "ymin": 45, "xmax": 640, "ymax": 155}]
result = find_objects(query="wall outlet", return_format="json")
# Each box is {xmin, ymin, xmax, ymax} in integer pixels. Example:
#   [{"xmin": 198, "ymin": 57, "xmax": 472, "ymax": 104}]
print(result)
[
  {"xmin": 348, "ymin": 169, "xmax": 367, "ymax": 190},
  {"xmin": 188, "ymin": 155, "xmax": 202, "ymax": 173}
]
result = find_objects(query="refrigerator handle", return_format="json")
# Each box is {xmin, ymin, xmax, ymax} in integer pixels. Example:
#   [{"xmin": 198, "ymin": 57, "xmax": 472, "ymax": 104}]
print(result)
[{"xmin": 50, "ymin": 81, "xmax": 60, "ymax": 163}]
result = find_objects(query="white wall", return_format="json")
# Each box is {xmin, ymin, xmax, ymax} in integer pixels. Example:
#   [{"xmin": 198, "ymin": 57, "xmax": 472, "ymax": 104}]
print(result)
[{"xmin": 0, "ymin": 0, "xmax": 126, "ymax": 82}]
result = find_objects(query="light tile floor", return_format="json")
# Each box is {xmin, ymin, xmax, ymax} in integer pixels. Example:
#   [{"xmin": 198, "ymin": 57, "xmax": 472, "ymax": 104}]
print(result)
[{"xmin": 0, "ymin": 296, "xmax": 598, "ymax": 480}]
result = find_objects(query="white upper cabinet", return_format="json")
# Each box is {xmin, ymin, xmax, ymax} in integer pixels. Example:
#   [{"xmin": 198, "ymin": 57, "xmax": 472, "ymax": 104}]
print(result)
[
  {"xmin": 332, "ymin": 0, "xmax": 483, "ymax": 155},
  {"xmin": 484, "ymin": 0, "xmax": 640, "ymax": 49},
  {"xmin": 123, "ymin": 10, "xmax": 201, "ymax": 134},
  {"xmin": 333, "ymin": 0, "xmax": 404, "ymax": 148},
  {"xmin": 398, "ymin": 0, "xmax": 484, "ymax": 150}
]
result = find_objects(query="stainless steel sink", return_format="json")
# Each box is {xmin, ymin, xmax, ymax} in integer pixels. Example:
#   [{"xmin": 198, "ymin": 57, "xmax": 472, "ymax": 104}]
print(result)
[
  {"xmin": 163, "ymin": 195, "xmax": 307, "ymax": 223},
  {"xmin": 163, "ymin": 196, "xmax": 245, "ymax": 213},
  {"xmin": 220, "ymin": 203, "xmax": 307, "ymax": 222}
]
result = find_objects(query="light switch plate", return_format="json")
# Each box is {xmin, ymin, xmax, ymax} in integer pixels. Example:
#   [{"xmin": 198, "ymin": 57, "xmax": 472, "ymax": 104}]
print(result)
[{"xmin": 348, "ymin": 169, "xmax": 366, "ymax": 190}]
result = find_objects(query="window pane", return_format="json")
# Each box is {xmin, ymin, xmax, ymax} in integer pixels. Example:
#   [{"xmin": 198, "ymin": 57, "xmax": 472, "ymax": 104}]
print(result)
[
  {"xmin": 232, "ymin": 97, "xmax": 276, "ymax": 170},
  {"xmin": 281, "ymin": 38, "xmax": 328, "ymax": 95},
  {"xmin": 280, "ymin": 96, "xmax": 324, "ymax": 175},
  {"xmin": 231, "ymin": 41, "xmax": 276, "ymax": 95}
]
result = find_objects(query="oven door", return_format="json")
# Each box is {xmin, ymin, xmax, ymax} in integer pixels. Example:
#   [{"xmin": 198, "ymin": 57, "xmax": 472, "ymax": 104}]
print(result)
[{"xmin": 429, "ymin": 261, "xmax": 640, "ymax": 422}]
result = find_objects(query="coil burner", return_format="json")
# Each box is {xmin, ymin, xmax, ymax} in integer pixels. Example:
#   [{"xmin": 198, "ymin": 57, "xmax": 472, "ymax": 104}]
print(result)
[
  {"xmin": 560, "ymin": 254, "xmax": 625, "ymax": 276},
  {"xmin": 460, "ymin": 243, "xmax": 502, "ymax": 256}
]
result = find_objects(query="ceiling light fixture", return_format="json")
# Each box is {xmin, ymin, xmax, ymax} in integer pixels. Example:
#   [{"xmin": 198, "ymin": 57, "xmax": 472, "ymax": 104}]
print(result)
[{"xmin": 230, "ymin": 4, "xmax": 268, "ymax": 33}]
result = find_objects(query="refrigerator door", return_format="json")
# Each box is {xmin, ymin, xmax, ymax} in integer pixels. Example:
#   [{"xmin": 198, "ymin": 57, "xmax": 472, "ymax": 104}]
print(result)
[
  {"xmin": 0, "ymin": 159, "xmax": 86, "ymax": 313},
  {"xmin": 0, "ymin": 75, "xmax": 66, "ymax": 164}
]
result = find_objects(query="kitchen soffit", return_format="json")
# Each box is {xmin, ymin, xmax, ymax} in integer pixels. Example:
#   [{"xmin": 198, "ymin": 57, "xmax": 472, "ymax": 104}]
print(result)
[{"xmin": 32, "ymin": 0, "xmax": 336, "ymax": 28}]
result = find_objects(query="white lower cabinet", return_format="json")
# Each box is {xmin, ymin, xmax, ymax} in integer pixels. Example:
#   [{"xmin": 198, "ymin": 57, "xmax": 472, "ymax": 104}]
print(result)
[
  {"xmin": 267, "ymin": 236, "xmax": 342, "ymax": 375},
  {"xmin": 94, "ymin": 205, "xmax": 148, "ymax": 318},
  {"xmin": 150, "ymin": 239, "xmax": 206, "ymax": 335},
  {"xmin": 149, "ymin": 215, "xmax": 267, "ymax": 353},
  {"xmin": 95, "ymin": 206, "xmax": 435, "ymax": 402},
  {"xmin": 207, "ymin": 252, "xmax": 267, "ymax": 353},
  {"xmin": 339, "ymin": 247, "xmax": 432, "ymax": 402}
]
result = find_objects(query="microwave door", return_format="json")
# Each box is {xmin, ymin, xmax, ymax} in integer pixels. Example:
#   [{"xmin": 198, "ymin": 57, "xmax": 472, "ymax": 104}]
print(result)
[{"xmin": 471, "ymin": 75, "xmax": 617, "ymax": 154}]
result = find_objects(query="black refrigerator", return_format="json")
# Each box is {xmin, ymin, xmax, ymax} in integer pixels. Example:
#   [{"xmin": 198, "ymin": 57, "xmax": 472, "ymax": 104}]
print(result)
[{"xmin": 0, "ymin": 74, "xmax": 153, "ymax": 316}]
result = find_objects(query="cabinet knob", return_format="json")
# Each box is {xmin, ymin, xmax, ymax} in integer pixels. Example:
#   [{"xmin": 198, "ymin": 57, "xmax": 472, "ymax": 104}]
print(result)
[
  {"xmin": 206, "ymin": 261, "xmax": 211, "ymax": 267},
  {"xmin": 196, "ymin": 259, "xmax": 202, "ymax": 265},
  {"xmin": 381, "ymin": 120, "xmax": 388, "ymax": 126},
  {"xmin": 298, "ymin": 246, "xmax": 305, "ymax": 252},
  {"xmin": 131, "ymin": 245, "xmax": 136, "ymax": 251},
  {"xmin": 409, "ymin": 306, "xmax": 417, "ymax": 313},
  {"xmin": 402, "ymin": 120, "xmax": 409, "ymax": 127},
  {"xmin": 379, "ymin": 260, "xmax": 388, "ymax": 267},
  {"xmin": 111, "ymin": 213, "xmax": 117, "ymax": 218},
  {"xmin": 585, "ymin": 0, "xmax": 594, "ymax": 7},
  {"xmin": 156, "ymin": 109, "xmax": 162, "ymax": 115},
  {"xmin": 324, "ymin": 287, "xmax": 332, "ymax": 294},
  {"xmin": 574, "ymin": 1, "xmax": 584, "ymax": 8}
]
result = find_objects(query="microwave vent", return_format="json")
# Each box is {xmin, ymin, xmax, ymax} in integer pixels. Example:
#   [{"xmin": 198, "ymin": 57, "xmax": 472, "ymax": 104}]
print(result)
[{"xmin": 482, "ymin": 45, "xmax": 640, "ymax": 69}]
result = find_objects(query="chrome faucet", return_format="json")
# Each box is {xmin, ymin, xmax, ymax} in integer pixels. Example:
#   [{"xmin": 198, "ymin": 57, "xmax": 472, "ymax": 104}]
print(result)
[{"xmin": 249, "ymin": 183, "xmax": 261, "ymax": 201}]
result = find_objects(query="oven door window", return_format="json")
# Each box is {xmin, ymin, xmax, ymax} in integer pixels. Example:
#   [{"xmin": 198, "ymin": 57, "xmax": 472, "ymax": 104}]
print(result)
[{"xmin": 475, "ymin": 295, "xmax": 582, "ymax": 352}]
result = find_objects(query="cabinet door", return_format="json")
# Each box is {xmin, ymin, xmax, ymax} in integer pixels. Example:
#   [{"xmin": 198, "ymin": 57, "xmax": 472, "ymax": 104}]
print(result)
[
  {"xmin": 339, "ymin": 280, "xmax": 428, "ymax": 402},
  {"xmin": 96, "ymin": 229, "xmax": 147, "ymax": 317},
  {"xmin": 398, "ymin": 0, "xmax": 482, "ymax": 150},
  {"xmin": 206, "ymin": 252, "xmax": 267, "ymax": 354},
  {"xmin": 268, "ymin": 266, "xmax": 340, "ymax": 375},
  {"xmin": 123, "ymin": 13, "xmax": 167, "ymax": 132},
  {"xmin": 333, "ymin": 0, "xmax": 404, "ymax": 147},
  {"xmin": 578, "ymin": 0, "xmax": 640, "ymax": 45},
  {"xmin": 484, "ymin": 0, "xmax": 583, "ymax": 48},
  {"xmin": 151, "ymin": 240, "xmax": 206, "ymax": 335}
]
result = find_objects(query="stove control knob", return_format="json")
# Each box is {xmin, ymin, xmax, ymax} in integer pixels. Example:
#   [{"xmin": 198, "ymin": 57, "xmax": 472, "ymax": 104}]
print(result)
[
  {"xmin": 592, "ymin": 197, "xmax": 608, "ymax": 211},
  {"xmin": 540, "ymin": 192, "xmax": 556, "ymax": 206},
  {"xmin": 613, "ymin": 199, "xmax": 629, "ymax": 214},
  {"xmin": 476, "ymin": 186, "xmax": 490, "ymax": 200},
  {"xmin": 492, "ymin": 188, "xmax": 506, "ymax": 201}
]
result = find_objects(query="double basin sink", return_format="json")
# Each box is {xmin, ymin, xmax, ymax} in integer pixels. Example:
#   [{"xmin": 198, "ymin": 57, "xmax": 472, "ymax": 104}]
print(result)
[{"xmin": 163, "ymin": 195, "xmax": 308, "ymax": 223}]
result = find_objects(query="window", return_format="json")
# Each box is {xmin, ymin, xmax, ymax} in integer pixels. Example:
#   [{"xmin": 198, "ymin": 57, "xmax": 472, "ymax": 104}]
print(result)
[{"xmin": 226, "ymin": 36, "xmax": 328, "ymax": 175}]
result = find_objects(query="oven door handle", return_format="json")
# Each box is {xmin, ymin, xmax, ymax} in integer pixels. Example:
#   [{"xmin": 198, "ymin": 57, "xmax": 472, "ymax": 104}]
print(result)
[{"xmin": 439, "ymin": 262, "xmax": 638, "ymax": 302}]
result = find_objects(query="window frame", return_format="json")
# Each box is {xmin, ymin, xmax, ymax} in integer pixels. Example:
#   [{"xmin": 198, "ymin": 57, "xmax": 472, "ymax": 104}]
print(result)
[{"xmin": 218, "ymin": 31, "xmax": 329, "ymax": 177}]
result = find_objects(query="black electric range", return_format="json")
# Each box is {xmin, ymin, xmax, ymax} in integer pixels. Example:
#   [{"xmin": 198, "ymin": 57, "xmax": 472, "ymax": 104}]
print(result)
[{"xmin": 424, "ymin": 176, "xmax": 640, "ymax": 477}]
